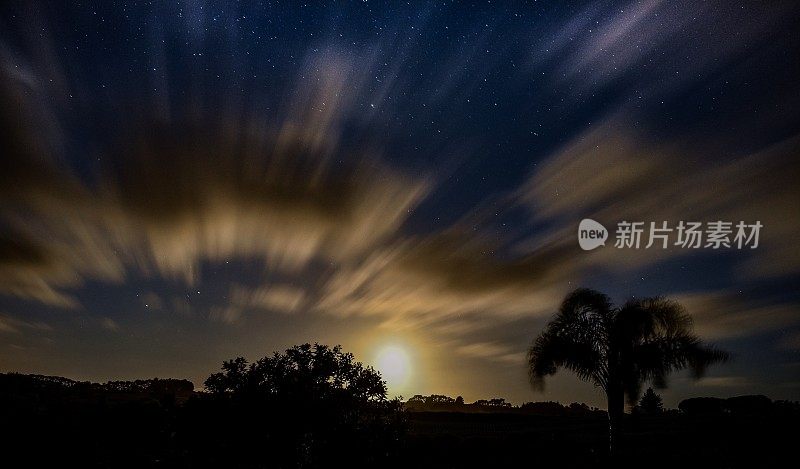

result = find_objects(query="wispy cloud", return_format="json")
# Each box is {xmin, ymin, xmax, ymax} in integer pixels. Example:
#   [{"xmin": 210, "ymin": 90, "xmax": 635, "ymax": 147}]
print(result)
[
  {"xmin": 673, "ymin": 291, "xmax": 800, "ymax": 342},
  {"xmin": 100, "ymin": 317, "xmax": 120, "ymax": 332},
  {"xmin": 0, "ymin": 313, "xmax": 52, "ymax": 334},
  {"xmin": 231, "ymin": 284, "xmax": 307, "ymax": 315},
  {"xmin": 456, "ymin": 341, "xmax": 526, "ymax": 365},
  {"xmin": 697, "ymin": 376, "xmax": 751, "ymax": 388}
]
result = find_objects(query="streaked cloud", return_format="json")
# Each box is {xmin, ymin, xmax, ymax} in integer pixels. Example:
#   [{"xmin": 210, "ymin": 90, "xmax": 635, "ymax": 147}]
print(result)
[
  {"xmin": 100, "ymin": 318, "xmax": 121, "ymax": 332},
  {"xmin": 456, "ymin": 341, "xmax": 526, "ymax": 365},
  {"xmin": 517, "ymin": 116, "xmax": 800, "ymax": 277},
  {"xmin": 231, "ymin": 284, "xmax": 307, "ymax": 315},
  {"xmin": 673, "ymin": 291, "xmax": 800, "ymax": 342},
  {"xmin": 779, "ymin": 332, "xmax": 800, "ymax": 351},
  {"xmin": 0, "ymin": 48, "xmax": 430, "ymax": 310},
  {"xmin": 697, "ymin": 376, "xmax": 751, "ymax": 388},
  {"xmin": 532, "ymin": 0, "xmax": 797, "ymax": 102},
  {"xmin": 0, "ymin": 313, "xmax": 52, "ymax": 334}
]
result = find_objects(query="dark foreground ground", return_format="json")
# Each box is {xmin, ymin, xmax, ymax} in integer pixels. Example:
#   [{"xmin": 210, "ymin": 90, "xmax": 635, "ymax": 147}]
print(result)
[
  {"xmin": 2, "ymin": 373, "xmax": 797, "ymax": 468},
  {"xmin": 6, "ymin": 407, "xmax": 796, "ymax": 468},
  {"xmin": 406, "ymin": 410, "xmax": 798, "ymax": 468}
]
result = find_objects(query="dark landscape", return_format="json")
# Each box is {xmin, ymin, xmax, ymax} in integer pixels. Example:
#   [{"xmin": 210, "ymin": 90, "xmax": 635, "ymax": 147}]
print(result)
[{"xmin": 3, "ymin": 364, "xmax": 798, "ymax": 468}]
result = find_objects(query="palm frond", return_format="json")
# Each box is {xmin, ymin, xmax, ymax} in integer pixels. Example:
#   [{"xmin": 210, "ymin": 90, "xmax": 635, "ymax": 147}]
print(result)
[
  {"xmin": 528, "ymin": 288, "xmax": 613, "ymax": 390},
  {"xmin": 616, "ymin": 296, "xmax": 730, "ymax": 402}
]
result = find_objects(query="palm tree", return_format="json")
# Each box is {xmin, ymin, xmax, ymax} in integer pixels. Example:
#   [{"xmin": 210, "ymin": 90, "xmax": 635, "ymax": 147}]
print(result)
[{"xmin": 527, "ymin": 288, "xmax": 729, "ymax": 455}]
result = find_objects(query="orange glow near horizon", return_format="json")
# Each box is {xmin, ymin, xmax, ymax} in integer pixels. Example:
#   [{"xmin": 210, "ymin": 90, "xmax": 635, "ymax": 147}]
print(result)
[{"xmin": 374, "ymin": 344, "xmax": 413, "ymax": 398}]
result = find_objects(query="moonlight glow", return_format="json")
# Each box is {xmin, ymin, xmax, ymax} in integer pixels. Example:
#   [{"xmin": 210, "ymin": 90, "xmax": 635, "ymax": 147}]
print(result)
[{"xmin": 375, "ymin": 345, "xmax": 412, "ymax": 395}]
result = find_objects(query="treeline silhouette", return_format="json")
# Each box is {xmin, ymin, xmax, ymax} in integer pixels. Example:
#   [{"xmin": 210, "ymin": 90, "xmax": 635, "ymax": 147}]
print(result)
[
  {"xmin": 405, "ymin": 393, "xmax": 604, "ymax": 416},
  {"xmin": 677, "ymin": 394, "xmax": 800, "ymax": 417},
  {"xmin": 0, "ymin": 373, "xmax": 194, "ymax": 401}
]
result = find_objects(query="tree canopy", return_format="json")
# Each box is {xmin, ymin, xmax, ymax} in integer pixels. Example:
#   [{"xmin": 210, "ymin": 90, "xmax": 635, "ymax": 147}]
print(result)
[{"xmin": 183, "ymin": 343, "xmax": 405, "ymax": 468}]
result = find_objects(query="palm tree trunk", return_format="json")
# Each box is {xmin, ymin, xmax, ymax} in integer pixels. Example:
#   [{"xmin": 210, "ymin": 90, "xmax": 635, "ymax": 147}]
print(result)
[{"xmin": 606, "ymin": 386, "xmax": 624, "ymax": 457}]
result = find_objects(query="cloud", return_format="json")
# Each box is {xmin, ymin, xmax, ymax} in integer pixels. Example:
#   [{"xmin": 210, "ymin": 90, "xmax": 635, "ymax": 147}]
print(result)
[
  {"xmin": 4, "ymin": 65, "xmax": 797, "ymax": 362},
  {"xmin": 779, "ymin": 331, "xmax": 800, "ymax": 351},
  {"xmin": 141, "ymin": 292, "xmax": 164, "ymax": 310},
  {"xmin": 313, "ymin": 227, "xmax": 574, "ymax": 335},
  {"xmin": 231, "ymin": 284, "xmax": 306, "ymax": 315},
  {"xmin": 100, "ymin": 318, "xmax": 120, "ymax": 332},
  {"xmin": 672, "ymin": 291, "xmax": 800, "ymax": 342},
  {"xmin": 516, "ymin": 115, "xmax": 800, "ymax": 278},
  {"xmin": 100, "ymin": 119, "xmax": 429, "ymax": 283},
  {"xmin": 0, "ymin": 48, "xmax": 430, "ymax": 309},
  {"xmin": 532, "ymin": 0, "xmax": 797, "ymax": 101},
  {"xmin": 0, "ymin": 313, "xmax": 52, "ymax": 334},
  {"xmin": 1, "ymin": 42, "xmax": 576, "ymax": 343},
  {"xmin": 455, "ymin": 341, "xmax": 526, "ymax": 365},
  {"xmin": 209, "ymin": 306, "xmax": 241, "ymax": 325},
  {"xmin": 697, "ymin": 376, "xmax": 751, "ymax": 388}
]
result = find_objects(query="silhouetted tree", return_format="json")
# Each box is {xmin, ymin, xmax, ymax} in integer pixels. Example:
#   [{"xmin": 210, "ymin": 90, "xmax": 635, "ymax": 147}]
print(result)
[
  {"xmin": 404, "ymin": 394, "xmax": 431, "ymax": 411},
  {"xmin": 488, "ymin": 398, "xmax": 512, "ymax": 408},
  {"xmin": 637, "ymin": 387, "xmax": 663, "ymax": 414},
  {"xmin": 191, "ymin": 343, "xmax": 405, "ymax": 468},
  {"xmin": 425, "ymin": 394, "xmax": 456, "ymax": 405},
  {"xmin": 527, "ymin": 288, "xmax": 728, "ymax": 455},
  {"xmin": 520, "ymin": 401, "xmax": 566, "ymax": 416}
]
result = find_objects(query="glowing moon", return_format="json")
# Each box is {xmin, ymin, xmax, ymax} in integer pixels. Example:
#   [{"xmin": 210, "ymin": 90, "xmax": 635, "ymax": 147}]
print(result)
[{"xmin": 375, "ymin": 345, "xmax": 412, "ymax": 393}]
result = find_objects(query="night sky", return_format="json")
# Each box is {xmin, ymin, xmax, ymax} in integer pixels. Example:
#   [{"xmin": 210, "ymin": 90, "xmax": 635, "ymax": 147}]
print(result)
[{"xmin": 1, "ymin": 0, "xmax": 799, "ymax": 407}]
